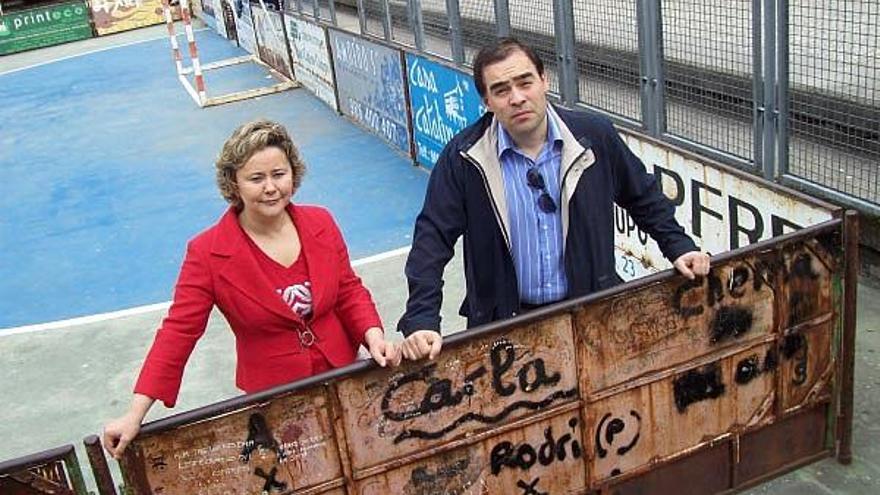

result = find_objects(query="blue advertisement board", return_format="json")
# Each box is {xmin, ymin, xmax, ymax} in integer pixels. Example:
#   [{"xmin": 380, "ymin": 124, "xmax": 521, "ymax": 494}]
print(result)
[
  {"xmin": 329, "ymin": 30, "xmax": 410, "ymax": 155},
  {"xmin": 406, "ymin": 54, "xmax": 485, "ymax": 168}
]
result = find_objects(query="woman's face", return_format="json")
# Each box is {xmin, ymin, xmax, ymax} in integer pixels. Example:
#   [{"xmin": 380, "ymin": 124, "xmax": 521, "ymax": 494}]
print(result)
[{"xmin": 235, "ymin": 146, "xmax": 294, "ymax": 221}]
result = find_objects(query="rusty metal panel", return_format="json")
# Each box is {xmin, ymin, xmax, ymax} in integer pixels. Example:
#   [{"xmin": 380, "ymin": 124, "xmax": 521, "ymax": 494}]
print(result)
[
  {"xmin": 336, "ymin": 314, "xmax": 579, "ymax": 474},
  {"xmin": 353, "ymin": 410, "xmax": 587, "ymax": 495},
  {"xmin": 113, "ymin": 218, "xmax": 851, "ymax": 495},
  {"xmin": 120, "ymin": 387, "xmax": 343, "ymax": 495},
  {"xmin": 607, "ymin": 441, "xmax": 731, "ymax": 495},
  {"xmin": 586, "ymin": 341, "xmax": 775, "ymax": 485},
  {"xmin": 737, "ymin": 405, "xmax": 828, "ymax": 484},
  {"xmin": 0, "ymin": 460, "xmax": 74, "ymax": 495},
  {"xmin": 576, "ymin": 258, "xmax": 775, "ymax": 394}
]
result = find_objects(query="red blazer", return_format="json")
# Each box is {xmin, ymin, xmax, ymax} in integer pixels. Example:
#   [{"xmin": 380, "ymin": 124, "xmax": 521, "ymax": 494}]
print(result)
[{"xmin": 134, "ymin": 204, "xmax": 382, "ymax": 407}]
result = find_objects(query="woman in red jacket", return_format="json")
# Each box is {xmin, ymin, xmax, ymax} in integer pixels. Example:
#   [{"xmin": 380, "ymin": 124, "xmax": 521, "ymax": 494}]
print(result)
[{"xmin": 103, "ymin": 119, "xmax": 400, "ymax": 458}]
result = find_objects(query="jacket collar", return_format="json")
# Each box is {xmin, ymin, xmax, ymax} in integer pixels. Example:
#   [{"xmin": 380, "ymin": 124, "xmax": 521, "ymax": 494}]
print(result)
[
  {"xmin": 210, "ymin": 203, "xmax": 335, "ymax": 322},
  {"xmin": 460, "ymin": 104, "xmax": 596, "ymax": 249}
]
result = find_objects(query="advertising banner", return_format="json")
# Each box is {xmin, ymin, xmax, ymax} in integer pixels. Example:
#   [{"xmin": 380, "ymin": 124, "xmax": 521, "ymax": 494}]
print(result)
[
  {"xmin": 212, "ymin": 0, "xmax": 227, "ymax": 38},
  {"xmin": 90, "ymin": 0, "xmax": 166, "ymax": 36},
  {"xmin": 285, "ymin": 15, "xmax": 336, "ymax": 111},
  {"xmin": 405, "ymin": 54, "xmax": 485, "ymax": 168},
  {"xmin": 235, "ymin": 0, "xmax": 257, "ymax": 54},
  {"xmin": 329, "ymin": 29, "xmax": 410, "ymax": 154},
  {"xmin": 613, "ymin": 130, "xmax": 837, "ymax": 281},
  {"xmin": 194, "ymin": 0, "xmax": 217, "ymax": 30},
  {"xmin": 252, "ymin": 4, "xmax": 292, "ymax": 78},
  {"xmin": 0, "ymin": 1, "xmax": 92, "ymax": 55}
]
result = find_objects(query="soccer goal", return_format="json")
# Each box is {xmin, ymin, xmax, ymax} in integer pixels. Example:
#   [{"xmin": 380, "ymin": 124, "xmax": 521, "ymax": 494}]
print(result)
[{"xmin": 161, "ymin": 0, "xmax": 297, "ymax": 107}]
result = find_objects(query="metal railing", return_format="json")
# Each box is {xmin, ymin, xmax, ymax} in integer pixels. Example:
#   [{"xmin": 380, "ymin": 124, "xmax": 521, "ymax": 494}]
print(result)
[{"xmin": 286, "ymin": 0, "xmax": 879, "ymax": 214}]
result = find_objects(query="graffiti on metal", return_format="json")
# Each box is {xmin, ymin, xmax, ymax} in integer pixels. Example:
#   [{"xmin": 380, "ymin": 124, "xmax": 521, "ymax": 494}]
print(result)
[
  {"xmin": 405, "ymin": 54, "xmax": 485, "ymax": 168},
  {"xmin": 329, "ymin": 30, "xmax": 411, "ymax": 154},
  {"xmin": 285, "ymin": 15, "xmax": 337, "ymax": 111},
  {"xmin": 119, "ymin": 220, "xmax": 846, "ymax": 494},
  {"xmin": 614, "ymin": 130, "xmax": 837, "ymax": 281},
  {"xmin": 252, "ymin": 5, "xmax": 292, "ymax": 78}
]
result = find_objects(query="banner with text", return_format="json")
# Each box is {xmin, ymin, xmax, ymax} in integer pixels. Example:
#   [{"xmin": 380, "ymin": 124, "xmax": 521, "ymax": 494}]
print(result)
[
  {"xmin": 285, "ymin": 15, "xmax": 336, "ymax": 111},
  {"xmin": 252, "ymin": 5, "xmax": 292, "ymax": 78},
  {"xmin": 90, "ymin": 0, "xmax": 165, "ymax": 36},
  {"xmin": 614, "ymin": 130, "xmax": 838, "ymax": 281},
  {"xmin": 405, "ymin": 54, "xmax": 485, "ymax": 169},
  {"xmin": 329, "ymin": 30, "xmax": 410, "ymax": 154},
  {"xmin": 0, "ymin": 1, "xmax": 92, "ymax": 55},
  {"xmin": 235, "ymin": 0, "xmax": 257, "ymax": 54}
]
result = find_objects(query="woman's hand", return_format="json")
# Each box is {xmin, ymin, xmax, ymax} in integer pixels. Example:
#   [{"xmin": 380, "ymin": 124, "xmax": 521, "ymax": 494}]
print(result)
[
  {"xmin": 103, "ymin": 394, "xmax": 155, "ymax": 459},
  {"xmin": 364, "ymin": 327, "xmax": 402, "ymax": 367}
]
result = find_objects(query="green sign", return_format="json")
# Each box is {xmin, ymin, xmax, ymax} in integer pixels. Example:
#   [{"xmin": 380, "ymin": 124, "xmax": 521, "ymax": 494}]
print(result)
[{"xmin": 0, "ymin": 1, "xmax": 93, "ymax": 56}]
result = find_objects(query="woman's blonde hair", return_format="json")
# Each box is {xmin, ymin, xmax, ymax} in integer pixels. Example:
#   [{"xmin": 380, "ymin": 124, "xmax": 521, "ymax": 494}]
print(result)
[{"xmin": 215, "ymin": 119, "xmax": 306, "ymax": 209}]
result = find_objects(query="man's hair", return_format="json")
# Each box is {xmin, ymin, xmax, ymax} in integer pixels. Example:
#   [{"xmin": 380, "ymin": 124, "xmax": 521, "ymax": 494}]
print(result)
[
  {"xmin": 215, "ymin": 119, "xmax": 306, "ymax": 209},
  {"xmin": 473, "ymin": 37, "xmax": 545, "ymax": 98}
]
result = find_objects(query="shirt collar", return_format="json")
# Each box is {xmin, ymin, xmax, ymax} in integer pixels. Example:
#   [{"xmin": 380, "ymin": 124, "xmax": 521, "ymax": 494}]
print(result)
[{"xmin": 496, "ymin": 105, "xmax": 563, "ymax": 159}]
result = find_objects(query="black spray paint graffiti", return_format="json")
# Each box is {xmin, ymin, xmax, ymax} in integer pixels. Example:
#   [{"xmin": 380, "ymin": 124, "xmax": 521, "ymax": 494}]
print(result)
[
  {"xmin": 517, "ymin": 477, "xmax": 548, "ymax": 495},
  {"xmin": 239, "ymin": 413, "xmax": 288, "ymax": 493},
  {"xmin": 240, "ymin": 413, "xmax": 286, "ymax": 462},
  {"xmin": 595, "ymin": 410, "xmax": 642, "ymax": 477},
  {"xmin": 254, "ymin": 467, "xmax": 287, "ymax": 493},
  {"xmin": 672, "ymin": 264, "xmax": 760, "ymax": 344},
  {"xmin": 490, "ymin": 418, "xmax": 583, "ymax": 476},
  {"xmin": 734, "ymin": 348, "xmax": 778, "ymax": 385},
  {"xmin": 782, "ymin": 333, "xmax": 809, "ymax": 385},
  {"xmin": 673, "ymin": 363, "xmax": 726, "ymax": 412},
  {"xmin": 490, "ymin": 418, "xmax": 582, "ymax": 495},
  {"xmin": 383, "ymin": 339, "xmax": 577, "ymax": 444}
]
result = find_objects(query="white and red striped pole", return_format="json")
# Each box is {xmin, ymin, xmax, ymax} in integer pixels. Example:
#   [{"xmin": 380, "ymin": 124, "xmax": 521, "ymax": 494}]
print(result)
[
  {"xmin": 161, "ymin": 0, "xmax": 184, "ymax": 76},
  {"xmin": 179, "ymin": 0, "xmax": 206, "ymax": 103}
]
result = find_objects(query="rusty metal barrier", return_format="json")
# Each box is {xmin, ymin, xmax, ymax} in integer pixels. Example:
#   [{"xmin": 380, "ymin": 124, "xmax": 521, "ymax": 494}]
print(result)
[
  {"xmin": 0, "ymin": 444, "xmax": 88, "ymax": 494},
  {"xmin": 104, "ymin": 214, "xmax": 857, "ymax": 494}
]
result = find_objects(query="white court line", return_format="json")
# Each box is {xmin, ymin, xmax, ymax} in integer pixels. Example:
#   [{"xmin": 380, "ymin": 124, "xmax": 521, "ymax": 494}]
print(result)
[
  {"xmin": 0, "ymin": 28, "xmax": 210, "ymax": 77},
  {"xmin": 0, "ymin": 246, "xmax": 412, "ymax": 336}
]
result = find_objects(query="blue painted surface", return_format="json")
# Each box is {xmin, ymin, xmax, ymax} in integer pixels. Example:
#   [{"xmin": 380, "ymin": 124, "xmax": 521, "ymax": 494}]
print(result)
[
  {"xmin": 0, "ymin": 30, "xmax": 427, "ymax": 329},
  {"xmin": 329, "ymin": 30, "xmax": 411, "ymax": 154},
  {"xmin": 406, "ymin": 54, "xmax": 485, "ymax": 169}
]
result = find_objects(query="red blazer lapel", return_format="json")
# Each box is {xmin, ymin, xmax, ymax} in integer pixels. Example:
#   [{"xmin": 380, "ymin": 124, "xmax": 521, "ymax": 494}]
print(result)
[
  {"xmin": 210, "ymin": 207, "xmax": 300, "ymax": 323},
  {"xmin": 290, "ymin": 204, "xmax": 337, "ymax": 317}
]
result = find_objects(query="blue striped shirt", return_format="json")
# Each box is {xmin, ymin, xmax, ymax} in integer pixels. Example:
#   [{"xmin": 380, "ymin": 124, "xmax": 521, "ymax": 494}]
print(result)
[{"xmin": 498, "ymin": 114, "xmax": 568, "ymax": 305}]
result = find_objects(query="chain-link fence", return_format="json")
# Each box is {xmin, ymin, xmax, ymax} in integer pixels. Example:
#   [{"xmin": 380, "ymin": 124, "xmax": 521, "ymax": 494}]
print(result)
[
  {"xmin": 315, "ymin": 0, "xmax": 879, "ymax": 211},
  {"xmin": 784, "ymin": 1, "xmax": 879, "ymax": 206}
]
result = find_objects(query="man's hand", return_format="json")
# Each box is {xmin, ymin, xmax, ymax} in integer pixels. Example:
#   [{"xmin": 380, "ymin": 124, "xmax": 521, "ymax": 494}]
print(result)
[
  {"xmin": 673, "ymin": 251, "xmax": 711, "ymax": 280},
  {"xmin": 401, "ymin": 330, "xmax": 443, "ymax": 361},
  {"xmin": 364, "ymin": 327, "xmax": 402, "ymax": 367}
]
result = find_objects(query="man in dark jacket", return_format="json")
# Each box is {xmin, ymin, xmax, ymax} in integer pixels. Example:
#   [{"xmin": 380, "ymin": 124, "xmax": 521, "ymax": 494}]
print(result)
[{"xmin": 399, "ymin": 38, "xmax": 710, "ymax": 360}]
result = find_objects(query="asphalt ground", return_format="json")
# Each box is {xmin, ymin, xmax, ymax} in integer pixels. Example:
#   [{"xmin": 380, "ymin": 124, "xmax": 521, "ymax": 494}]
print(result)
[{"xmin": 0, "ymin": 20, "xmax": 877, "ymax": 494}]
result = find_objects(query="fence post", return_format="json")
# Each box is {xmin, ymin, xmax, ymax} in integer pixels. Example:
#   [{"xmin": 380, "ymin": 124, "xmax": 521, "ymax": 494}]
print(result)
[
  {"xmin": 445, "ymin": 0, "xmax": 465, "ymax": 65},
  {"xmin": 380, "ymin": 0, "xmax": 392, "ymax": 40},
  {"xmin": 409, "ymin": 0, "xmax": 426, "ymax": 51},
  {"xmin": 775, "ymin": 0, "xmax": 789, "ymax": 181},
  {"xmin": 761, "ymin": 0, "xmax": 779, "ymax": 181},
  {"xmin": 356, "ymin": 0, "xmax": 367, "ymax": 35},
  {"xmin": 752, "ymin": 0, "xmax": 765, "ymax": 175},
  {"xmin": 638, "ymin": 0, "xmax": 663, "ymax": 136},
  {"xmin": 495, "ymin": 0, "xmax": 510, "ymax": 37},
  {"xmin": 329, "ymin": 0, "xmax": 337, "ymax": 26},
  {"xmin": 551, "ymin": 0, "xmax": 577, "ymax": 106}
]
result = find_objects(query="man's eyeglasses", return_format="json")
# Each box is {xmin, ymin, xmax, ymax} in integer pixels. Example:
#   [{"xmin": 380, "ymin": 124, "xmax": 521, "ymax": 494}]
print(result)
[{"xmin": 526, "ymin": 168, "xmax": 558, "ymax": 213}]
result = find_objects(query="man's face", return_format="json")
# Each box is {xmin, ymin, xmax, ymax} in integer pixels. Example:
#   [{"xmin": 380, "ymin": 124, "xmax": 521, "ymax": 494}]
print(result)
[{"xmin": 481, "ymin": 49, "xmax": 549, "ymax": 145}]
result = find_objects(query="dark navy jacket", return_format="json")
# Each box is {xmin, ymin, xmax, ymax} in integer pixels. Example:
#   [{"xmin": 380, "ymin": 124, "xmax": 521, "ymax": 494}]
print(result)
[{"xmin": 397, "ymin": 105, "xmax": 697, "ymax": 335}]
